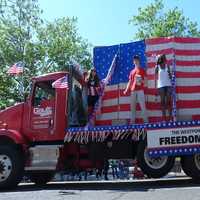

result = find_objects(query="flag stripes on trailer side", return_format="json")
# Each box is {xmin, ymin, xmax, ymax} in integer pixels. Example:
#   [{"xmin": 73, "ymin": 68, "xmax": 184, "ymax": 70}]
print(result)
[{"xmin": 94, "ymin": 37, "xmax": 200, "ymax": 125}]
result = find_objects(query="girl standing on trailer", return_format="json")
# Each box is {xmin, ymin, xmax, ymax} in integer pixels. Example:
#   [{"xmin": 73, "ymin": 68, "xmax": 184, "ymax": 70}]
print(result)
[
  {"xmin": 155, "ymin": 54, "xmax": 172, "ymax": 121},
  {"xmin": 85, "ymin": 68, "xmax": 100, "ymax": 117}
]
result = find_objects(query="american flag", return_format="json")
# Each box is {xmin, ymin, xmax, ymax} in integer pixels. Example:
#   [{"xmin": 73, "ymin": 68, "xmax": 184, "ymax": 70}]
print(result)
[
  {"xmin": 7, "ymin": 61, "xmax": 24, "ymax": 75},
  {"xmin": 52, "ymin": 76, "xmax": 69, "ymax": 89},
  {"xmin": 93, "ymin": 37, "xmax": 200, "ymax": 125}
]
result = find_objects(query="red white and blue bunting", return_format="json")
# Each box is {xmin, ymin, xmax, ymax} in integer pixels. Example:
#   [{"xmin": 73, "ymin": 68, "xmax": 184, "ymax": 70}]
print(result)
[
  {"xmin": 65, "ymin": 120, "xmax": 200, "ymax": 145},
  {"xmin": 65, "ymin": 124, "xmax": 145, "ymax": 144}
]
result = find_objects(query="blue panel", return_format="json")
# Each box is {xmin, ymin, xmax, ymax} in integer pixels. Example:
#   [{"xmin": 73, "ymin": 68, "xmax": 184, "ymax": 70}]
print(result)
[{"xmin": 93, "ymin": 40, "xmax": 146, "ymax": 85}]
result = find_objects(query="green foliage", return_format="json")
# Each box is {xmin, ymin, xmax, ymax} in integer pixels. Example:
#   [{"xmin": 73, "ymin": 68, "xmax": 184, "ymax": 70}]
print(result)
[
  {"xmin": 37, "ymin": 17, "xmax": 92, "ymax": 73},
  {"xmin": 0, "ymin": 0, "xmax": 92, "ymax": 109},
  {"xmin": 129, "ymin": 0, "xmax": 200, "ymax": 39}
]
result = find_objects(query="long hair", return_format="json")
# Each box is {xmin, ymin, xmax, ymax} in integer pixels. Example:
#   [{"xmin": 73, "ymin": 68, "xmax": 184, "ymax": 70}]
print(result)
[
  {"xmin": 156, "ymin": 54, "xmax": 167, "ymax": 65},
  {"xmin": 87, "ymin": 68, "xmax": 100, "ymax": 84}
]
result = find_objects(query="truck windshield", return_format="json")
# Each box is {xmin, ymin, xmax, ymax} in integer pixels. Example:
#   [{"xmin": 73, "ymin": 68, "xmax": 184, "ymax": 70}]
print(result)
[
  {"xmin": 33, "ymin": 81, "xmax": 55, "ymax": 107},
  {"xmin": 68, "ymin": 77, "xmax": 87, "ymax": 127}
]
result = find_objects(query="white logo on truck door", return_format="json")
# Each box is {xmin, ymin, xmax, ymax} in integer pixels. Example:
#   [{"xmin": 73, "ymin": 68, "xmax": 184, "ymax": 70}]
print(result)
[{"xmin": 33, "ymin": 107, "xmax": 53, "ymax": 117}]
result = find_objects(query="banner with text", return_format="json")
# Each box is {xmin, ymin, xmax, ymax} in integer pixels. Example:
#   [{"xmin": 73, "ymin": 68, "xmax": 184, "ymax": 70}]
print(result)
[{"xmin": 147, "ymin": 126, "xmax": 200, "ymax": 157}]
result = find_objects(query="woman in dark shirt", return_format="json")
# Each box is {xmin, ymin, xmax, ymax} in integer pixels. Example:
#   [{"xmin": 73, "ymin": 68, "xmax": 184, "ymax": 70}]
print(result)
[{"xmin": 86, "ymin": 68, "xmax": 100, "ymax": 116}]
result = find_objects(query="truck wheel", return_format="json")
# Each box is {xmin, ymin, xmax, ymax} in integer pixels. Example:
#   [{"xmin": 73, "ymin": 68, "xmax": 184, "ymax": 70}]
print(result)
[
  {"xmin": 181, "ymin": 154, "xmax": 200, "ymax": 181},
  {"xmin": 0, "ymin": 146, "xmax": 24, "ymax": 189},
  {"xmin": 29, "ymin": 172, "xmax": 54, "ymax": 185},
  {"xmin": 137, "ymin": 140, "xmax": 175, "ymax": 178}
]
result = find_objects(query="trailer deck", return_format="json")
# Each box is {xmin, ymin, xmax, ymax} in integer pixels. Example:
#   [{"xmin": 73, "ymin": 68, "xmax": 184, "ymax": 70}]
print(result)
[{"xmin": 65, "ymin": 120, "xmax": 200, "ymax": 157}]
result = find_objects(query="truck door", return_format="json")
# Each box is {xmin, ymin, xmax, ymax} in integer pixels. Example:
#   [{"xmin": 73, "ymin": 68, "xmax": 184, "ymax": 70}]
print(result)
[{"xmin": 30, "ymin": 81, "xmax": 55, "ymax": 139}]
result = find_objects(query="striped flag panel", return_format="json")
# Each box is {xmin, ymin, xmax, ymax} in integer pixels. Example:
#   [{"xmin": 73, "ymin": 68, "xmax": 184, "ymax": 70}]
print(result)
[
  {"xmin": 94, "ymin": 37, "xmax": 200, "ymax": 125},
  {"xmin": 7, "ymin": 61, "xmax": 24, "ymax": 75}
]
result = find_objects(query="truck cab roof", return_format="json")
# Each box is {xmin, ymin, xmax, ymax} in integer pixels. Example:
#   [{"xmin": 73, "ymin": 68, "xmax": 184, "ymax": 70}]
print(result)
[{"xmin": 32, "ymin": 72, "xmax": 69, "ymax": 82}]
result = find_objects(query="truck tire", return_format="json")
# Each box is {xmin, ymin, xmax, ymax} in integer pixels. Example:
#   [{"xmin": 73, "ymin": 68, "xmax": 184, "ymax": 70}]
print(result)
[
  {"xmin": 181, "ymin": 154, "xmax": 200, "ymax": 181},
  {"xmin": 0, "ymin": 146, "xmax": 24, "ymax": 189},
  {"xmin": 29, "ymin": 172, "xmax": 54, "ymax": 185},
  {"xmin": 137, "ymin": 140, "xmax": 175, "ymax": 178}
]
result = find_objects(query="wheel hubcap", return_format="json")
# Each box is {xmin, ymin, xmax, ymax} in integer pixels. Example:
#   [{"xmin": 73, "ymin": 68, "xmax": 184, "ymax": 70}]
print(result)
[
  {"xmin": 194, "ymin": 154, "xmax": 200, "ymax": 170},
  {"xmin": 144, "ymin": 148, "xmax": 168, "ymax": 169},
  {"xmin": 0, "ymin": 155, "xmax": 12, "ymax": 182}
]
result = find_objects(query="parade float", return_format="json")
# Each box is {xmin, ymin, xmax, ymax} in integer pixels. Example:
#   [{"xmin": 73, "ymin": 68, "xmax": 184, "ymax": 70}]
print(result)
[{"xmin": 0, "ymin": 37, "xmax": 200, "ymax": 189}]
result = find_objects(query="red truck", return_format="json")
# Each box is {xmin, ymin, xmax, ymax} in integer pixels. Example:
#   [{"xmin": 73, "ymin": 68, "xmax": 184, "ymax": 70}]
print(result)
[{"xmin": 0, "ymin": 68, "xmax": 200, "ymax": 189}]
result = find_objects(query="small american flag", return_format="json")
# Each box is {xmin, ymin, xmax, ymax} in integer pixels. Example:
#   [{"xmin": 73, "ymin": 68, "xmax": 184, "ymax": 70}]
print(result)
[
  {"xmin": 52, "ymin": 76, "xmax": 69, "ymax": 89},
  {"xmin": 7, "ymin": 61, "xmax": 24, "ymax": 75}
]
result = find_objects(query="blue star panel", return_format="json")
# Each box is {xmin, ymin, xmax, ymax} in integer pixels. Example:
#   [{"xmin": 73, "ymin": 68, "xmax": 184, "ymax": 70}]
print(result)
[
  {"xmin": 67, "ymin": 120, "xmax": 200, "ymax": 132},
  {"xmin": 93, "ymin": 44, "xmax": 120, "ymax": 85},
  {"xmin": 148, "ymin": 146, "xmax": 200, "ymax": 157},
  {"xmin": 93, "ymin": 40, "xmax": 146, "ymax": 85}
]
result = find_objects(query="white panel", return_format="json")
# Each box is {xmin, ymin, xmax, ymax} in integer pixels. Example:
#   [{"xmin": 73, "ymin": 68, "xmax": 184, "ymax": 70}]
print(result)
[
  {"xmin": 147, "ymin": 126, "xmax": 200, "ymax": 148},
  {"xmin": 175, "ymin": 42, "xmax": 200, "ymax": 50},
  {"xmin": 146, "ymin": 42, "xmax": 174, "ymax": 52}
]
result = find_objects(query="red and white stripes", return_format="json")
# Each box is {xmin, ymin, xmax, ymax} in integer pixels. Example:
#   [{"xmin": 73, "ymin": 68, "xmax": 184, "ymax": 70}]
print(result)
[{"xmin": 95, "ymin": 37, "xmax": 200, "ymax": 125}]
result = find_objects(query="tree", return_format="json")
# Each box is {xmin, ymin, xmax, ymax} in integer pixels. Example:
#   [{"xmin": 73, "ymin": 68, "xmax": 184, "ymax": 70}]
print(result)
[
  {"xmin": 0, "ymin": 0, "xmax": 43, "ymax": 107},
  {"xmin": 129, "ymin": 0, "xmax": 200, "ymax": 39},
  {"xmin": 37, "ymin": 17, "xmax": 92, "ymax": 74},
  {"xmin": 0, "ymin": 0, "xmax": 92, "ymax": 109}
]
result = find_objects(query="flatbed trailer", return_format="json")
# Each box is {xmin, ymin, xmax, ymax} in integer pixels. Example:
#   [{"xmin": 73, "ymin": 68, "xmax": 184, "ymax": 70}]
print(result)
[
  {"xmin": 1, "ymin": 36, "xmax": 200, "ymax": 189},
  {"xmin": 65, "ymin": 120, "xmax": 200, "ymax": 179},
  {"xmin": 1, "ymin": 70, "xmax": 200, "ymax": 189}
]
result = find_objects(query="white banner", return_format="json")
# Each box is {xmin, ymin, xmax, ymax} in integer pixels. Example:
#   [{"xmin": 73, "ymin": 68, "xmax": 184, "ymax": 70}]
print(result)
[{"xmin": 147, "ymin": 126, "xmax": 200, "ymax": 149}]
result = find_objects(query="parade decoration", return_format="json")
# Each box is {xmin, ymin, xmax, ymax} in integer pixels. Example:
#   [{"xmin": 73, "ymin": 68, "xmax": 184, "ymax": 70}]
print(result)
[
  {"xmin": 147, "ymin": 120, "xmax": 200, "ymax": 157},
  {"xmin": 65, "ymin": 123, "xmax": 145, "ymax": 144},
  {"xmin": 52, "ymin": 75, "xmax": 69, "ymax": 89},
  {"xmin": 65, "ymin": 120, "xmax": 200, "ymax": 144},
  {"xmin": 7, "ymin": 61, "xmax": 25, "ymax": 75}
]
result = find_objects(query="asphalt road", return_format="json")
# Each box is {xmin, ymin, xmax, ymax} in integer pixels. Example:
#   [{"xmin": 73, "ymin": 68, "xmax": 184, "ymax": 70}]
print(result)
[{"xmin": 1, "ymin": 178, "xmax": 200, "ymax": 200}]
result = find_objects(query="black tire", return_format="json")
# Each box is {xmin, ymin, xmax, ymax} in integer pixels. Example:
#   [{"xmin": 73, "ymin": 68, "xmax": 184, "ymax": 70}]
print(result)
[
  {"xmin": 181, "ymin": 155, "xmax": 200, "ymax": 181},
  {"xmin": 0, "ymin": 146, "xmax": 24, "ymax": 189},
  {"xmin": 137, "ymin": 140, "xmax": 175, "ymax": 178},
  {"xmin": 29, "ymin": 172, "xmax": 54, "ymax": 185}
]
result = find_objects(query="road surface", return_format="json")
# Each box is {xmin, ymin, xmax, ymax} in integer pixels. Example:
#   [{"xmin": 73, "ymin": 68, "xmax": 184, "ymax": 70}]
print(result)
[{"xmin": 1, "ymin": 177, "xmax": 200, "ymax": 200}]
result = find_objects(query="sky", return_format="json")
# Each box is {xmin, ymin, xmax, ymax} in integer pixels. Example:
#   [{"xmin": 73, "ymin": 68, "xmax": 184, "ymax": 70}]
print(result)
[{"xmin": 39, "ymin": 0, "xmax": 200, "ymax": 47}]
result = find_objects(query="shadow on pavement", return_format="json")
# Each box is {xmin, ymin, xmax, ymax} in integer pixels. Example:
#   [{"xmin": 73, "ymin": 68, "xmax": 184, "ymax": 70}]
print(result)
[{"xmin": 1, "ymin": 177, "xmax": 199, "ymax": 193}]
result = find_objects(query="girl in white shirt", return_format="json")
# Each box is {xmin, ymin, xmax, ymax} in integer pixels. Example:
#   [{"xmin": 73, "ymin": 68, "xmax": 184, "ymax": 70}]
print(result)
[{"xmin": 155, "ymin": 54, "xmax": 172, "ymax": 121}]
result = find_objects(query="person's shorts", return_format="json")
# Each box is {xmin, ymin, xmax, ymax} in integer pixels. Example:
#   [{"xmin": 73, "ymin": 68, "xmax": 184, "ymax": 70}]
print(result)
[{"xmin": 158, "ymin": 86, "xmax": 171, "ymax": 96}]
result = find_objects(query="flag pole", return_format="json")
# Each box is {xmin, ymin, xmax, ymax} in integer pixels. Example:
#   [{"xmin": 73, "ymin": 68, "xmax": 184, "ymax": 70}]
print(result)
[
  {"xmin": 172, "ymin": 53, "xmax": 177, "ymax": 121},
  {"xmin": 20, "ymin": 42, "xmax": 27, "ymax": 101},
  {"xmin": 171, "ymin": 37, "xmax": 177, "ymax": 121},
  {"xmin": 117, "ymin": 46, "xmax": 120, "ymax": 123}
]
